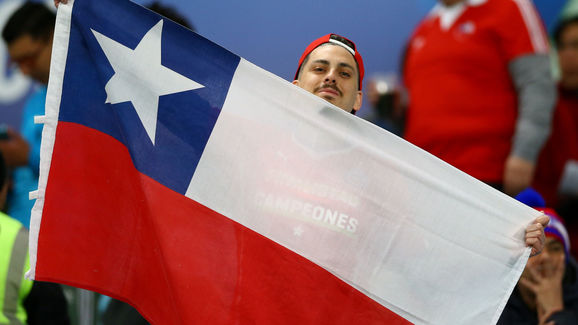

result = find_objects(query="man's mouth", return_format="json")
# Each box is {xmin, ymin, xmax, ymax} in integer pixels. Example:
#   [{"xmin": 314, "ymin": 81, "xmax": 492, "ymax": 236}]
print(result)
[{"xmin": 316, "ymin": 85, "xmax": 341, "ymax": 97}]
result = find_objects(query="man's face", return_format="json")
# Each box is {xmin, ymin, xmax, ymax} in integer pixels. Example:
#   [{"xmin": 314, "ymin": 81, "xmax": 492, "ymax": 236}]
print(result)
[
  {"xmin": 523, "ymin": 237, "xmax": 565, "ymax": 277},
  {"xmin": 558, "ymin": 22, "xmax": 578, "ymax": 90},
  {"xmin": 517, "ymin": 237, "xmax": 566, "ymax": 310},
  {"xmin": 293, "ymin": 44, "xmax": 362, "ymax": 113},
  {"xmin": 8, "ymin": 34, "xmax": 52, "ymax": 85}
]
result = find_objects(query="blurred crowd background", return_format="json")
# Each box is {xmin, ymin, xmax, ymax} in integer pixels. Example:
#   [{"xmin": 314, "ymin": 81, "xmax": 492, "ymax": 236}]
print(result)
[{"xmin": 0, "ymin": 0, "xmax": 572, "ymax": 128}]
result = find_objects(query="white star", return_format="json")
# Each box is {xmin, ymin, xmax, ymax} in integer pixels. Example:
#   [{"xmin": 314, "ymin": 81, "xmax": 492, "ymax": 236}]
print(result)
[
  {"xmin": 293, "ymin": 225, "xmax": 305, "ymax": 237},
  {"xmin": 91, "ymin": 20, "xmax": 204, "ymax": 144}
]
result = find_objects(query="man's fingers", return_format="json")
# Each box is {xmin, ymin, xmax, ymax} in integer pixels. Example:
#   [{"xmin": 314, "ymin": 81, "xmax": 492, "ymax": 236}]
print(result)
[
  {"xmin": 527, "ymin": 266, "xmax": 544, "ymax": 282},
  {"xmin": 503, "ymin": 156, "xmax": 535, "ymax": 196},
  {"xmin": 526, "ymin": 219, "xmax": 545, "ymax": 256},
  {"xmin": 526, "ymin": 237, "xmax": 544, "ymax": 257},
  {"xmin": 518, "ymin": 277, "xmax": 538, "ymax": 293},
  {"xmin": 526, "ymin": 229, "xmax": 543, "ymax": 238},
  {"xmin": 526, "ymin": 236, "xmax": 542, "ymax": 248},
  {"xmin": 5, "ymin": 128, "xmax": 23, "ymax": 141},
  {"xmin": 54, "ymin": 0, "xmax": 67, "ymax": 8},
  {"xmin": 535, "ymin": 214, "xmax": 550, "ymax": 228},
  {"xmin": 526, "ymin": 222, "xmax": 544, "ymax": 233}
]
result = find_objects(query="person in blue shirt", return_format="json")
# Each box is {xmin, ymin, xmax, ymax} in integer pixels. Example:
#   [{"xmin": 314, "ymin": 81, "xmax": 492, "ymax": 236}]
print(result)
[{"xmin": 0, "ymin": 2, "xmax": 54, "ymax": 227}]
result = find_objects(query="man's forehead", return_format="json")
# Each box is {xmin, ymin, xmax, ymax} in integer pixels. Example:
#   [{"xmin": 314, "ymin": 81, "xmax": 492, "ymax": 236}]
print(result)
[
  {"xmin": 8, "ymin": 34, "xmax": 42, "ymax": 53},
  {"xmin": 546, "ymin": 237, "xmax": 564, "ymax": 246},
  {"xmin": 306, "ymin": 45, "xmax": 358, "ymax": 70}
]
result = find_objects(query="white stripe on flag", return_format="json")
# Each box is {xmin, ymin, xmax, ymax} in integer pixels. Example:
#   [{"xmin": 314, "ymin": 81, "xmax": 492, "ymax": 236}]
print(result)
[
  {"xmin": 187, "ymin": 58, "xmax": 539, "ymax": 325},
  {"xmin": 27, "ymin": 0, "xmax": 75, "ymax": 280}
]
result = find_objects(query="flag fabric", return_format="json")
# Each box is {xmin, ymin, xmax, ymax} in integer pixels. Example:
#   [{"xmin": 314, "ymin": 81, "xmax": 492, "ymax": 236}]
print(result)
[{"xmin": 29, "ymin": 0, "xmax": 541, "ymax": 324}]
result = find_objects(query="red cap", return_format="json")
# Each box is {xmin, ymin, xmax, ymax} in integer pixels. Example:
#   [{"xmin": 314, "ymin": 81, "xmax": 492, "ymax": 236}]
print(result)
[{"xmin": 295, "ymin": 34, "xmax": 365, "ymax": 90}]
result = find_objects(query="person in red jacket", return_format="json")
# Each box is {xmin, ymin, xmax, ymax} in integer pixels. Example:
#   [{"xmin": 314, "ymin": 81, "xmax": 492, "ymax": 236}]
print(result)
[{"xmin": 404, "ymin": 0, "xmax": 556, "ymax": 196}]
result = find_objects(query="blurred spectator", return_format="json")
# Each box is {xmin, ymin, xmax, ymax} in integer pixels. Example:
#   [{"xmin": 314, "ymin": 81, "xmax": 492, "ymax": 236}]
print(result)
[
  {"xmin": 0, "ymin": 151, "xmax": 70, "ymax": 325},
  {"xmin": 365, "ymin": 73, "xmax": 406, "ymax": 136},
  {"xmin": 533, "ymin": 15, "xmax": 578, "ymax": 211},
  {"xmin": 0, "ymin": 2, "xmax": 55, "ymax": 227},
  {"xmin": 403, "ymin": 0, "xmax": 556, "ymax": 196},
  {"xmin": 499, "ymin": 189, "xmax": 578, "ymax": 324}
]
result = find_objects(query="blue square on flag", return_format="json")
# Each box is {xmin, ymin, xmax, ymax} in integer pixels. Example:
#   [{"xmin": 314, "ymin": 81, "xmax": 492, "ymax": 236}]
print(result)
[{"xmin": 58, "ymin": 0, "xmax": 239, "ymax": 194}]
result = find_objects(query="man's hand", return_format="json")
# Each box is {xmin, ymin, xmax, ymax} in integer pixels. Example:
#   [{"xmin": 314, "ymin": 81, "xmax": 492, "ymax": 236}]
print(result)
[
  {"xmin": 519, "ymin": 255, "xmax": 565, "ymax": 325},
  {"xmin": 526, "ymin": 214, "xmax": 549, "ymax": 257},
  {"xmin": 0, "ymin": 129, "xmax": 30, "ymax": 167},
  {"xmin": 54, "ymin": 0, "xmax": 67, "ymax": 8},
  {"xmin": 504, "ymin": 155, "xmax": 536, "ymax": 196}
]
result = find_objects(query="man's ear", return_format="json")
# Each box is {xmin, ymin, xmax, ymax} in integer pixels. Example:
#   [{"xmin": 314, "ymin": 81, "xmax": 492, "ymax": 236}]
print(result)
[
  {"xmin": 352, "ymin": 90, "xmax": 363, "ymax": 112},
  {"xmin": 292, "ymin": 80, "xmax": 299, "ymax": 86}
]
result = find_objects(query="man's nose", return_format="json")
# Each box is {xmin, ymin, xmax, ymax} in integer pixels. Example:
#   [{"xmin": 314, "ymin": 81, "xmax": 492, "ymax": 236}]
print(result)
[{"xmin": 324, "ymin": 69, "xmax": 337, "ymax": 83}]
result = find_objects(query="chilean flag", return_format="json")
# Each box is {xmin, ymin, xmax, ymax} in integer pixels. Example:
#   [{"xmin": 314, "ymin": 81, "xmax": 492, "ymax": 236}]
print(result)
[{"xmin": 29, "ymin": 0, "xmax": 541, "ymax": 324}]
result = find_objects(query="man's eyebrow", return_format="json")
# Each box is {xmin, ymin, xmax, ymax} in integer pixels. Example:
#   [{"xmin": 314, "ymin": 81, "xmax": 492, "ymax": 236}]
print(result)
[
  {"xmin": 310, "ymin": 59, "xmax": 330, "ymax": 65},
  {"xmin": 338, "ymin": 62, "xmax": 355, "ymax": 71}
]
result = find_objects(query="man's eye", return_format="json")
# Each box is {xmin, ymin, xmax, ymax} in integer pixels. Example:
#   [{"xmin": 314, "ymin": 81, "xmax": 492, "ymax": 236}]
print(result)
[
  {"xmin": 340, "ymin": 71, "xmax": 351, "ymax": 78},
  {"xmin": 546, "ymin": 243, "xmax": 565, "ymax": 253},
  {"xmin": 313, "ymin": 67, "xmax": 325, "ymax": 72}
]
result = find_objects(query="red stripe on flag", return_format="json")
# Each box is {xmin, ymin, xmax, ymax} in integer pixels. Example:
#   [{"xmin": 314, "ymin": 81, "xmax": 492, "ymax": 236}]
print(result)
[{"xmin": 36, "ymin": 122, "xmax": 411, "ymax": 324}]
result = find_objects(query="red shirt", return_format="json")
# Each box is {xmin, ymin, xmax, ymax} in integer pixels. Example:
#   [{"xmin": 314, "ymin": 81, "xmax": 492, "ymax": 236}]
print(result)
[
  {"xmin": 404, "ymin": 0, "xmax": 548, "ymax": 183},
  {"xmin": 533, "ymin": 87, "xmax": 578, "ymax": 206}
]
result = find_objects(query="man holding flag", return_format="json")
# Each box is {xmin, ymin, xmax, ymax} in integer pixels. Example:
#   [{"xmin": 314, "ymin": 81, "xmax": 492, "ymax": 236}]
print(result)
[
  {"xmin": 36, "ymin": 0, "xmax": 548, "ymax": 324},
  {"xmin": 290, "ymin": 31, "xmax": 547, "ymax": 254}
]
